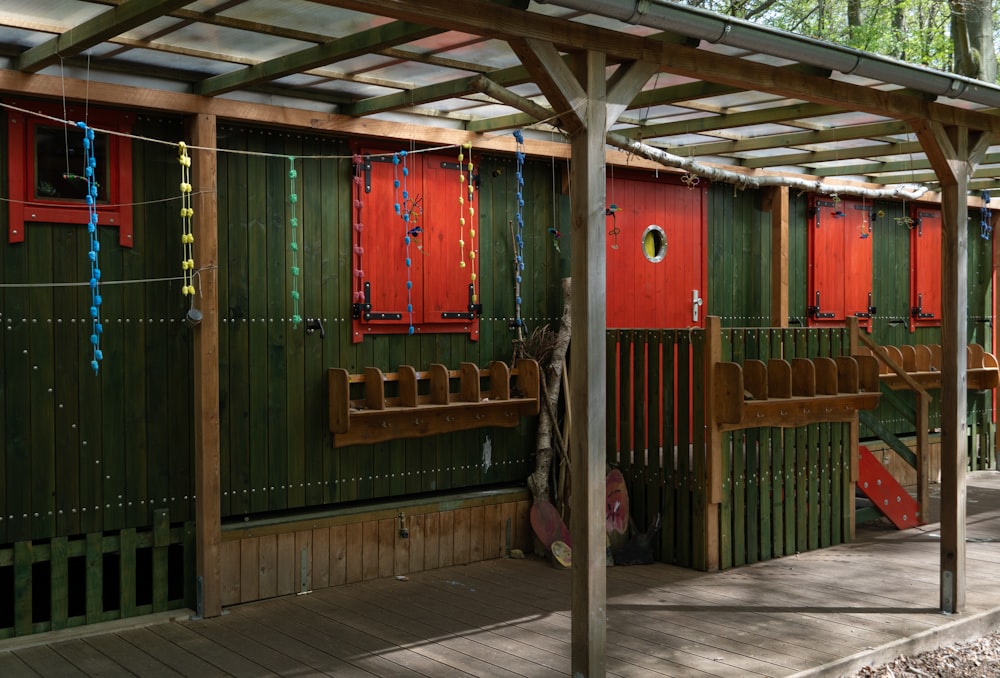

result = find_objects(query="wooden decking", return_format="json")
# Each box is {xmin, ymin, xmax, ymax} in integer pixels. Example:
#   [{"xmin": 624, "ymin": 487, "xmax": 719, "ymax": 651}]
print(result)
[{"xmin": 5, "ymin": 471, "xmax": 1000, "ymax": 677}]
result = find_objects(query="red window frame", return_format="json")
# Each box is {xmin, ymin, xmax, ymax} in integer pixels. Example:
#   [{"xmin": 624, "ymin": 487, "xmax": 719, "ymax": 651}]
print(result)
[
  {"xmin": 350, "ymin": 143, "xmax": 481, "ymax": 342},
  {"xmin": 8, "ymin": 101, "xmax": 133, "ymax": 247}
]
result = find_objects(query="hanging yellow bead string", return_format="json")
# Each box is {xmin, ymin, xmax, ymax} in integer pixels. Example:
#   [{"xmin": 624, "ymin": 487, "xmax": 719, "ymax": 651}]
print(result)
[
  {"xmin": 459, "ymin": 142, "xmax": 477, "ymax": 303},
  {"xmin": 178, "ymin": 141, "xmax": 195, "ymax": 297}
]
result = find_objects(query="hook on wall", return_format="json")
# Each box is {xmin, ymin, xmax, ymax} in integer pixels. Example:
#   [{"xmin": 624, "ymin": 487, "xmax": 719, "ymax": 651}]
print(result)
[{"xmin": 305, "ymin": 317, "xmax": 325, "ymax": 338}]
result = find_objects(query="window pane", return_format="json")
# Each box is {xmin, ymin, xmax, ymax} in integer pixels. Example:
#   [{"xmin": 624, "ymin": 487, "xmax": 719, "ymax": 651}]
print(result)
[{"xmin": 34, "ymin": 125, "xmax": 109, "ymax": 202}]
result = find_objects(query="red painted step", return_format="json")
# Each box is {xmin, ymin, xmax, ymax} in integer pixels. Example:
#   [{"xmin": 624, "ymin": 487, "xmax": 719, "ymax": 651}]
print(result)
[{"xmin": 856, "ymin": 445, "xmax": 923, "ymax": 529}]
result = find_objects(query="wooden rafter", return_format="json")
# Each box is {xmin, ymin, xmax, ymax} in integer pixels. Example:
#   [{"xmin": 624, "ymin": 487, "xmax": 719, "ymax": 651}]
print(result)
[
  {"xmin": 323, "ymin": 0, "xmax": 1000, "ymax": 134},
  {"xmin": 15, "ymin": 0, "xmax": 194, "ymax": 73},
  {"xmin": 195, "ymin": 22, "xmax": 441, "ymax": 96},
  {"xmin": 508, "ymin": 38, "xmax": 587, "ymax": 135}
]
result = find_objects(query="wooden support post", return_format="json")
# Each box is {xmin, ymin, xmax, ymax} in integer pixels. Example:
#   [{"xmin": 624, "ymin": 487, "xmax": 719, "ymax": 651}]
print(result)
[
  {"xmin": 766, "ymin": 186, "xmax": 789, "ymax": 327},
  {"xmin": 568, "ymin": 49, "xmax": 609, "ymax": 678},
  {"xmin": 939, "ymin": 173, "xmax": 969, "ymax": 614},
  {"xmin": 190, "ymin": 113, "xmax": 221, "ymax": 619},
  {"xmin": 912, "ymin": 119, "xmax": 989, "ymax": 613},
  {"xmin": 704, "ymin": 315, "xmax": 722, "ymax": 571}
]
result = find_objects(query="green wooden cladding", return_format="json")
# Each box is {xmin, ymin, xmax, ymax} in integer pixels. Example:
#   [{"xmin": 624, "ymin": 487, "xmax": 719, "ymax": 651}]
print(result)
[
  {"xmin": 215, "ymin": 127, "xmax": 564, "ymax": 520},
  {"xmin": 0, "ymin": 114, "xmax": 194, "ymax": 547}
]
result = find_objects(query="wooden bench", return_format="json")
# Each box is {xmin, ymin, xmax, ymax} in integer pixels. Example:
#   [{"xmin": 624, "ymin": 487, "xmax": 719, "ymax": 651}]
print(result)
[
  {"xmin": 714, "ymin": 355, "xmax": 881, "ymax": 431},
  {"xmin": 853, "ymin": 343, "xmax": 1000, "ymax": 391},
  {"xmin": 328, "ymin": 359, "xmax": 540, "ymax": 447}
]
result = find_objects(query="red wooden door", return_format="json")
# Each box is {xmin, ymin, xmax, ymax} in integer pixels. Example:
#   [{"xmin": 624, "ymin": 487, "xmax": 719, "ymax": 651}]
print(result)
[
  {"xmin": 910, "ymin": 205, "xmax": 942, "ymax": 332},
  {"xmin": 808, "ymin": 196, "xmax": 874, "ymax": 328},
  {"xmin": 605, "ymin": 173, "xmax": 707, "ymax": 329}
]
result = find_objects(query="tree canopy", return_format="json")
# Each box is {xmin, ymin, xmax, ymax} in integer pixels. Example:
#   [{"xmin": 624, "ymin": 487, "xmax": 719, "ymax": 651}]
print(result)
[{"xmin": 686, "ymin": 0, "xmax": 998, "ymax": 82}]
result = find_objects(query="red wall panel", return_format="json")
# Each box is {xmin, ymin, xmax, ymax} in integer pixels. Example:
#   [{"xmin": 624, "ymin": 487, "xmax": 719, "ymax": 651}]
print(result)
[{"xmin": 909, "ymin": 205, "xmax": 942, "ymax": 332}]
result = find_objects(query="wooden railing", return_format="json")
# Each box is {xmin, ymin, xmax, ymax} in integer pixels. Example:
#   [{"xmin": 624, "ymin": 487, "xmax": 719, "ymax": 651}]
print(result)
[{"xmin": 0, "ymin": 509, "xmax": 192, "ymax": 638}]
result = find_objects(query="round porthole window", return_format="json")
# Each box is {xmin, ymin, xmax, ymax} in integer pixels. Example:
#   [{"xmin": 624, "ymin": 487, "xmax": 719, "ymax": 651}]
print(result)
[{"xmin": 642, "ymin": 225, "xmax": 667, "ymax": 263}]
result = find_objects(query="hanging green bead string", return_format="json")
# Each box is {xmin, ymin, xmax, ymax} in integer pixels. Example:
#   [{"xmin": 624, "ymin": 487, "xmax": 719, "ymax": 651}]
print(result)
[{"xmin": 288, "ymin": 156, "xmax": 302, "ymax": 326}]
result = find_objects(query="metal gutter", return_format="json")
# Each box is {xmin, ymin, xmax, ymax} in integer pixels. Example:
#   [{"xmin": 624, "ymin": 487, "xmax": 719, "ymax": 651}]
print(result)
[{"xmin": 538, "ymin": 0, "xmax": 1000, "ymax": 109}]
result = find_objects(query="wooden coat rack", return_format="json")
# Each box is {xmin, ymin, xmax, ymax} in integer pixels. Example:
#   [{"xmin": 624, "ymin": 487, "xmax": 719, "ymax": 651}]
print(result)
[{"xmin": 328, "ymin": 359, "xmax": 540, "ymax": 447}]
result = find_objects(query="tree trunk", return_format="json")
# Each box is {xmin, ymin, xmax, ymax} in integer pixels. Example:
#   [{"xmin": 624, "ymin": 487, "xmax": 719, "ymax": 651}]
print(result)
[
  {"xmin": 950, "ymin": 0, "xmax": 997, "ymax": 81},
  {"xmin": 526, "ymin": 277, "xmax": 572, "ymax": 503}
]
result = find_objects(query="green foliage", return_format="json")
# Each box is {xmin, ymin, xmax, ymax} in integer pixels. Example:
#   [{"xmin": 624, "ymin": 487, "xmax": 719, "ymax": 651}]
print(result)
[{"xmin": 685, "ymin": 0, "xmax": 998, "ymax": 80}]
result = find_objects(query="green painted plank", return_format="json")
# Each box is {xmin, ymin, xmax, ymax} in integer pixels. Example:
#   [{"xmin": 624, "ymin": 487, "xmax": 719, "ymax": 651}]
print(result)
[
  {"xmin": 99, "ymin": 224, "xmax": 126, "ymax": 533},
  {"xmin": 245, "ymin": 131, "xmax": 271, "ymax": 514},
  {"xmin": 121, "ymin": 218, "xmax": 148, "ymax": 529},
  {"xmin": 152, "ymin": 509, "xmax": 169, "ymax": 612},
  {"xmin": 745, "ymin": 329, "xmax": 761, "ymax": 565},
  {"xmin": 215, "ymin": 127, "xmax": 235, "ymax": 519},
  {"xmin": 300, "ymin": 146, "xmax": 334, "ymax": 507},
  {"xmin": 14, "ymin": 541, "xmax": 32, "ymax": 636},
  {"xmin": 28, "ymin": 223, "xmax": 56, "ymax": 540},
  {"xmin": 50, "ymin": 536, "xmax": 69, "ymax": 631},
  {"xmin": 142, "ymin": 191, "xmax": 171, "ymax": 527},
  {"xmin": 806, "ymin": 329, "xmax": 821, "ymax": 552},
  {"xmin": 5, "ymin": 235, "xmax": 32, "ymax": 542},
  {"xmin": 690, "ymin": 328, "xmax": 707, "ymax": 571},
  {"xmin": 794, "ymin": 329, "xmax": 809, "ymax": 554},
  {"xmin": 283, "ymin": 142, "xmax": 307, "ymax": 510},
  {"xmin": 265, "ymin": 193, "xmax": 290, "ymax": 515},
  {"xmin": 676, "ymin": 330, "xmax": 693, "ymax": 568},
  {"xmin": 85, "ymin": 532, "xmax": 103, "ymax": 624},
  {"xmin": 220, "ymin": 128, "xmax": 251, "ymax": 518},
  {"xmin": 119, "ymin": 528, "xmax": 137, "ymax": 618},
  {"xmin": 660, "ymin": 330, "xmax": 678, "ymax": 565}
]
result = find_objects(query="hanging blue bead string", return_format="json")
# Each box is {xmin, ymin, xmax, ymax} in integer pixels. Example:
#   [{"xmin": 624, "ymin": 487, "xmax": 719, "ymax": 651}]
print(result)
[
  {"xmin": 981, "ymin": 190, "xmax": 992, "ymax": 240},
  {"xmin": 79, "ymin": 121, "xmax": 103, "ymax": 375},
  {"xmin": 513, "ymin": 130, "xmax": 526, "ymax": 336},
  {"xmin": 394, "ymin": 150, "xmax": 414, "ymax": 334},
  {"xmin": 288, "ymin": 156, "xmax": 302, "ymax": 326}
]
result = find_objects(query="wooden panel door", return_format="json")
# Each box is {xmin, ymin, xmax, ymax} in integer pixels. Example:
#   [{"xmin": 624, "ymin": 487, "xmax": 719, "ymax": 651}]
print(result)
[
  {"xmin": 910, "ymin": 205, "xmax": 942, "ymax": 332},
  {"xmin": 808, "ymin": 196, "xmax": 874, "ymax": 328},
  {"xmin": 606, "ymin": 172, "xmax": 707, "ymax": 329}
]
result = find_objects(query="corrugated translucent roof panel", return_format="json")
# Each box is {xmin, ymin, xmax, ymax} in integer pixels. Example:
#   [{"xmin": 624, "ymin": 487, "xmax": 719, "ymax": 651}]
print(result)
[{"xmin": 221, "ymin": 0, "xmax": 390, "ymax": 37}]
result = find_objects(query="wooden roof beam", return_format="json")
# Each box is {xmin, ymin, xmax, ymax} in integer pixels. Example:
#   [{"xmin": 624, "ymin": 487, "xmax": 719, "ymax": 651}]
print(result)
[
  {"xmin": 621, "ymin": 102, "xmax": 845, "ymax": 140},
  {"xmin": 508, "ymin": 38, "xmax": 586, "ymax": 135},
  {"xmin": 326, "ymin": 0, "xmax": 1000, "ymax": 133},
  {"xmin": 740, "ymin": 140, "xmax": 924, "ymax": 169},
  {"xmin": 194, "ymin": 22, "xmax": 441, "ymax": 96},
  {"xmin": 342, "ymin": 62, "xmax": 531, "ymax": 117},
  {"xmin": 15, "ymin": 0, "xmax": 194, "ymax": 73},
  {"xmin": 681, "ymin": 120, "xmax": 912, "ymax": 157}
]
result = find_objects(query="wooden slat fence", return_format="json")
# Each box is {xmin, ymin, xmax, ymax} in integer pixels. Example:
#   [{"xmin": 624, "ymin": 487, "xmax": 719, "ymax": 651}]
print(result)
[
  {"xmin": 0, "ymin": 509, "xmax": 193, "ymax": 638},
  {"xmin": 608, "ymin": 326, "xmax": 854, "ymax": 571}
]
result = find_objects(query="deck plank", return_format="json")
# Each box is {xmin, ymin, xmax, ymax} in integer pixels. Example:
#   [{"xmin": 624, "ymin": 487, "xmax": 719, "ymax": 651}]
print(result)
[
  {"xmin": 111, "ymin": 627, "xmax": 228, "ymax": 677},
  {"xmin": 0, "ymin": 651, "xmax": 44, "ymax": 678},
  {"xmin": 84, "ymin": 633, "xmax": 183, "ymax": 677}
]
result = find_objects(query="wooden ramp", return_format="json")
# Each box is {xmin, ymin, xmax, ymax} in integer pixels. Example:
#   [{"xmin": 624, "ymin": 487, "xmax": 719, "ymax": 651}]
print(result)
[{"xmin": 5, "ymin": 472, "xmax": 1000, "ymax": 677}]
